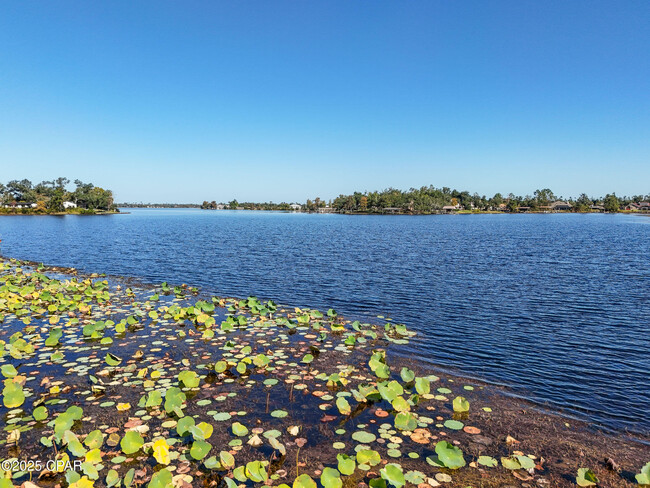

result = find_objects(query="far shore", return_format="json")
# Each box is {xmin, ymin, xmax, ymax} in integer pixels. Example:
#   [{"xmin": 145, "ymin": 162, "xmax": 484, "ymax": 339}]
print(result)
[
  {"xmin": 144, "ymin": 206, "xmax": 644, "ymax": 216},
  {"xmin": 0, "ymin": 210, "xmax": 124, "ymax": 216}
]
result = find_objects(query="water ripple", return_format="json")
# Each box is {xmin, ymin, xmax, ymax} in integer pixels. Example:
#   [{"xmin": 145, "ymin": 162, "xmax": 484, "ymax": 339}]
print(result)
[{"xmin": 0, "ymin": 210, "xmax": 648, "ymax": 434}]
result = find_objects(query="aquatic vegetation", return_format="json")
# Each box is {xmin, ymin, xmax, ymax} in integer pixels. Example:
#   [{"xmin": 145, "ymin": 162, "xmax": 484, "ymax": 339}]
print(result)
[
  {"xmin": 636, "ymin": 462, "xmax": 650, "ymax": 485},
  {"xmin": 576, "ymin": 467, "xmax": 599, "ymax": 487},
  {"xmin": 452, "ymin": 395, "xmax": 470, "ymax": 412},
  {"xmin": 0, "ymin": 257, "xmax": 645, "ymax": 488}
]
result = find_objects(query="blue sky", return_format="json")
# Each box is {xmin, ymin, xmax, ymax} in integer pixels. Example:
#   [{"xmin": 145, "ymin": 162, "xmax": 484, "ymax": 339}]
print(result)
[{"xmin": 1, "ymin": 1, "xmax": 648, "ymax": 203}]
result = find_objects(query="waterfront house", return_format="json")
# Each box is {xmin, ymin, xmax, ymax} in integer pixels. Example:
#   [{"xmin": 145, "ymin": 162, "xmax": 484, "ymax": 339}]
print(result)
[
  {"xmin": 63, "ymin": 201, "xmax": 77, "ymax": 209},
  {"xmin": 517, "ymin": 206, "xmax": 531, "ymax": 212},
  {"xmin": 590, "ymin": 205, "xmax": 605, "ymax": 212},
  {"xmin": 625, "ymin": 202, "xmax": 650, "ymax": 212},
  {"xmin": 289, "ymin": 204, "xmax": 302, "ymax": 211},
  {"xmin": 442, "ymin": 205, "xmax": 459, "ymax": 213},
  {"xmin": 382, "ymin": 207, "xmax": 402, "ymax": 214},
  {"xmin": 550, "ymin": 201, "xmax": 572, "ymax": 211},
  {"xmin": 317, "ymin": 207, "xmax": 335, "ymax": 214}
]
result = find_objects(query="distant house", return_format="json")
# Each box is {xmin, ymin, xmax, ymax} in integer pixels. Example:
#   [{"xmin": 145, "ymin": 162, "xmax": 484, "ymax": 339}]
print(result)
[
  {"xmin": 550, "ymin": 201, "xmax": 572, "ymax": 211},
  {"xmin": 442, "ymin": 205, "xmax": 459, "ymax": 213},
  {"xmin": 590, "ymin": 205, "xmax": 605, "ymax": 212},
  {"xmin": 216, "ymin": 204, "xmax": 225, "ymax": 210},
  {"xmin": 498, "ymin": 203, "xmax": 508, "ymax": 211},
  {"xmin": 317, "ymin": 207, "xmax": 335, "ymax": 214},
  {"xmin": 63, "ymin": 201, "xmax": 77, "ymax": 209},
  {"xmin": 626, "ymin": 202, "xmax": 649, "ymax": 212},
  {"xmin": 289, "ymin": 204, "xmax": 302, "ymax": 211},
  {"xmin": 30, "ymin": 203, "xmax": 37, "ymax": 208},
  {"xmin": 382, "ymin": 207, "xmax": 402, "ymax": 214},
  {"xmin": 517, "ymin": 206, "xmax": 531, "ymax": 212}
]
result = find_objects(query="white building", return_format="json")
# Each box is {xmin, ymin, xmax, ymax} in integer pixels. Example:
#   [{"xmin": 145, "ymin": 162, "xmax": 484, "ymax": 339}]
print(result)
[{"xmin": 63, "ymin": 201, "xmax": 77, "ymax": 209}]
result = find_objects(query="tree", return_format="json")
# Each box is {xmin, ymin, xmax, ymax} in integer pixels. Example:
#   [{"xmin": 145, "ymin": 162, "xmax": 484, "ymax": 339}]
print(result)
[
  {"xmin": 603, "ymin": 193, "xmax": 620, "ymax": 212},
  {"xmin": 360, "ymin": 196, "xmax": 368, "ymax": 211},
  {"xmin": 574, "ymin": 193, "xmax": 592, "ymax": 212},
  {"xmin": 35, "ymin": 200, "xmax": 47, "ymax": 213},
  {"xmin": 72, "ymin": 180, "xmax": 95, "ymax": 208},
  {"xmin": 35, "ymin": 180, "xmax": 55, "ymax": 197},
  {"xmin": 229, "ymin": 199, "xmax": 238, "ymax": 210},
  {"xmin": 534, "ymin": 188, "xmax": 555, "ymax": 206},
  {"xmin": 6, "ymin": 179, "xmax": 33, "ymax": 201},
  {"xmin": 55, "ymin": 177, "xmax": 70, "ymax": 189},
  {"xmin": 47, "ymin": 188, "xmax": 65, "ymax": 213}
]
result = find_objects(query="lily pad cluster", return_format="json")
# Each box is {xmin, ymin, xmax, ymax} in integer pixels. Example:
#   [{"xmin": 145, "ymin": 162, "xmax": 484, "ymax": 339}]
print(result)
[{"xmin": 0, "ymin": 258, "xmax": 646, "ymax": 488}]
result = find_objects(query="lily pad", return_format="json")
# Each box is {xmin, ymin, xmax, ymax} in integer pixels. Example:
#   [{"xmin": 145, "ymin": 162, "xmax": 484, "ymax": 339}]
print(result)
[{"xmin": 120, "ymin": 431, "xmax": 144, "ymax": 455}]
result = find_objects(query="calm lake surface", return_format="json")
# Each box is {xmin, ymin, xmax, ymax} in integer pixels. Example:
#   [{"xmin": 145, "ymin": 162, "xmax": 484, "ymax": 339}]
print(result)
[{"xmin": 1, "ymin": 209, "xmax": 648, "ymax": 435}]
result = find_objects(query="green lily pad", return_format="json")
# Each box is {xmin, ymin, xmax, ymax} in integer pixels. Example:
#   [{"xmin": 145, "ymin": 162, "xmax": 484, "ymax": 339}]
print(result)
[
  {"xmin": 120, "ymin": 431, "xmax": 144, "ymax": 455},
  {"xmin": 478, "ymin": 455, "xmax": 498, "ymax": 467},
  {"xmin": 33, "ymin": 406, "xmax": 48, "ymax": 421},
  {"xmin": 2, "ymin": 381, "xmax": 25, "ymax": 408},
  {"xmin": 380, "ymin": 463, "xmax": 405, "ymax": 488},
  {"xmin": 635, "ymin": 462, "xmax": 650, "ymax": 485},
  {"xmin": 293, "ymin": 474, "xmax": 317, "ymax": 488},
  {"xmin": 576, "ymin": 468, "xmax": 599, "ymax": 487},
  {"xmin": 452, "ymin": 396, "xmax": 470, "ymax": 412},
  {"xmin": 232, "ymin": 422, "xmax": 248, "ymax": 436},
  {"xmin": 337, "ymin": 454, "xmax": 356, "ymax": 475},
  {"xmin": 429, "ymin": 441, "xmax": 465, "ymax": 469},
  {"xmin": 178, "ymin": 370, "xmax": 200, "ymax": 388},
  {"xmin": 321, "ymin": 467, "xmax": 342, "ymax": 488},
  {"xmin": 190, "ymin": 440, "xmax": 212, "ymax": 460},
  {"xmin": 443, "ymin": 419, "xmax": 464, "ymax": 430},
  {"xmin": 352, "ymin": 431, "xmax": 376, "ymax": 443}
]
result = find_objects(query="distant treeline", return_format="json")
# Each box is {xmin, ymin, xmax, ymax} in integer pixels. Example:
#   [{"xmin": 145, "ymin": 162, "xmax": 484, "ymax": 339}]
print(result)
[
  {"xmin": 201, "ymin": 200, "xmax": 295, "ymax": 211},
  {"xmin": 201, "ymin": 187, "xmax": 650, "ymax": 214},
  {"xmin": 322, "ymin": 187, "xmax": 649, "ymax": 213},
  {"xmin": 0, "ymin": 178, "xmax": 115, "ymax": 213},
  {"xmin": 118, "ymin": 203, "xmax": 201, "ymax": 208}
]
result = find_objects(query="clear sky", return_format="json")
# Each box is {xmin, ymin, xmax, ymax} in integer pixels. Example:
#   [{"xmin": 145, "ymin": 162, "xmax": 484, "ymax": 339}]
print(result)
[{"xmin": 1, "ymin": 1, "xmax": 648, "ymax": 203}]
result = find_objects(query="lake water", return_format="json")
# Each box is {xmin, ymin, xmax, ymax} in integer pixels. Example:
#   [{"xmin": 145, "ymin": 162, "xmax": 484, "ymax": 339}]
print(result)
[{"xmin": 1, "ymin": 209, "xmax": 648, "ymax": 435}]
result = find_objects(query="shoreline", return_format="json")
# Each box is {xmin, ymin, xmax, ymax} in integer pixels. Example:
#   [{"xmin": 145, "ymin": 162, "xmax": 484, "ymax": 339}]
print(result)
[
  {"xmin": 0, "ymin": 256, "xmax": 647, "ymax": 487},
  {"xmin": 192, "ymin": 208, "xmax": 645, "ymax": 216},
  {"xmin": 0, "ymin": 210, "xmax": 123, "ymax": 217}
]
